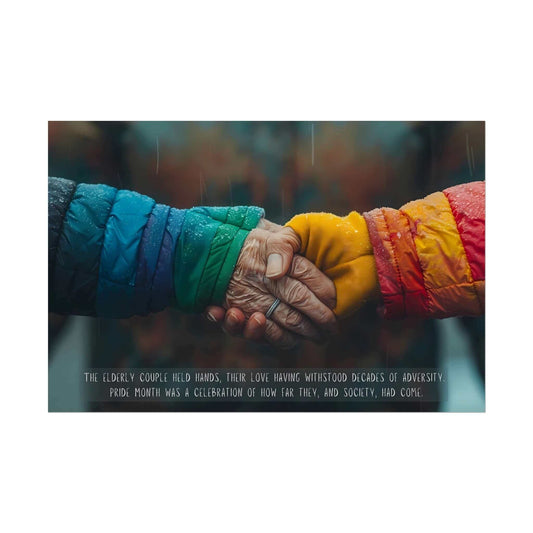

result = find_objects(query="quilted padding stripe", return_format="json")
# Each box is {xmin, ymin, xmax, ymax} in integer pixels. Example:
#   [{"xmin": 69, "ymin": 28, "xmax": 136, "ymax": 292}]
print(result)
[
  {"xmin": 382, "ymin": 207, "xmax": 429, "ymax": 317},
  {"xmin": 96, "ymin": 189, "xmax": 155, "ymax": 317},
  {"xmin": 443, "ymin": 181, "xmax": 485, "ymax": 282},
  {"xmin": 202, "ymin": 206, "xmax": 264, "ymax": 306},
  {"xmin": 173, "ymin": 206, "xmax": 264, "ymax": 312},
  {"xmin": 52, "ymin": 182, "xmax": 117, "ymax": 315},
  {"xmin": 150, "ymin": 207, "xmax": 185, "ymax": 312},
  {"xmin": 174, "ymin": 208, "xmax": 224, "ymax": 312},
  {"xmin": 48, "ymin": 177, "xmax": 77, "ymax": 285},
  {"xmin": 136, "ymin": 203, "xmax": 169, "ymax": 290},
  {"xmin": 364, "ymin": 208, "xmax": 405, "ymax": 319},
  {"xmin": 401, "ymin": 191, "xmax": 472, "ymax": 288}
]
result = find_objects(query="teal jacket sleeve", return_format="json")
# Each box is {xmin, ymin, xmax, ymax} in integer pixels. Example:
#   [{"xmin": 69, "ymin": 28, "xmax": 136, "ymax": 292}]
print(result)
[{"xmin": 49, "ymin": 177, "xmax": 264, "ymax": 318}]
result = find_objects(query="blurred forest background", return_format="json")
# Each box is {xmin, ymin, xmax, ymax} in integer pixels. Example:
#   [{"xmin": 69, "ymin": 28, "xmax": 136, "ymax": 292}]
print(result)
[{"xmin": 48, "ymin": 121, "xmax": 485, "ymax": 412}]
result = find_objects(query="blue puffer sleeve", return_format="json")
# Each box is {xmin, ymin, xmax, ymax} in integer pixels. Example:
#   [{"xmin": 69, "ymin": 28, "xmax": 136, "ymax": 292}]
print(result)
[
  {"xmin": 49, "ymin": 177, "xmax": 263, "ymax": 318},
  {"xmin": 49, "ymin": 177, "xmax": 185, "ymax": 317}
]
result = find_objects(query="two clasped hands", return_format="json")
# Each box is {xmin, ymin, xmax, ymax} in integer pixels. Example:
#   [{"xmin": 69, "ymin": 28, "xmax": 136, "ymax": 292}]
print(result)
[
  {"xmin": 206, "ymin": 212, "xmax": 379, "ymax": 349},
  {"xmin": 48, "ymin": 177, "xmax": 484, "ymax": 335}
]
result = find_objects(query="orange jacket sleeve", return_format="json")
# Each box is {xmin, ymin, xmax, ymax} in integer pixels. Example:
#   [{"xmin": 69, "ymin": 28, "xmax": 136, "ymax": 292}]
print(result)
[{"xmin": 363, "ymin": 181, "xmax": 485, "ymax": 319}]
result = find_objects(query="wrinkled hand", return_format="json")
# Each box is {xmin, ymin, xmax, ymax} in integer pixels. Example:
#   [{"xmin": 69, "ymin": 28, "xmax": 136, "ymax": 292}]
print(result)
[{"xmin": 206, "ymin": 219, "xmax": 338, "ymax": 349}]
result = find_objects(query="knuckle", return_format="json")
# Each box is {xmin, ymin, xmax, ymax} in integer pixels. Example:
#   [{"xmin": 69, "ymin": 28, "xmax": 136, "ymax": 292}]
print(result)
[
  {"xmin": 281, "ymin": 227, "xmax": 301, "ymax": 249},
  {"xmin": 290, "ymin": 255, "xmax": 308, "ymax": 277},
  {"xmin": 265, "ymin": 321, "xmax": 282, "ymax": 342},
  {"xmin": 316, "ymin": 306, "xmax": 335, "ymax": 325},
  {"xmin": 284, "ymin": 307, "xmax": 302, "ymax": 329},
  {"xmin": 287, "ymin": 283, "xmax": 309, "ymax": 307},
  {"xmin": 321, "ymin": 311, "xmax": 335, "ymax": 326}
]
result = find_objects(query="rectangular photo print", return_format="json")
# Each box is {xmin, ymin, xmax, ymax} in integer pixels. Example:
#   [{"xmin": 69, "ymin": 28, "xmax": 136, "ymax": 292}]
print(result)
[{"xmin": 48, "ymin": 121, "xmax": 485, "ymax": 412}]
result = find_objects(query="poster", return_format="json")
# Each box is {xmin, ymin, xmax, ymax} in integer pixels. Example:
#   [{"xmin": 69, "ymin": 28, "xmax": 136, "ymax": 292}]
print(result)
[{"xmin": 48, "ymin": 121, "xmax": 485, "ymax": 412}]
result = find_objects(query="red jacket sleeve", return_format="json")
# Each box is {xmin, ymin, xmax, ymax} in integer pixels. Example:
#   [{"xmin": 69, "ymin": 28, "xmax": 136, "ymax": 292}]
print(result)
[{"xmin": 363, "ymin": 181, "xmax": 485, "ymax": 319}]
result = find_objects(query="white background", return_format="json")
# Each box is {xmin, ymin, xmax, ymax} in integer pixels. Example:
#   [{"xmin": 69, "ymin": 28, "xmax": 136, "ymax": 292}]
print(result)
[{"xmin": 2, "ymin": 1, "xmax": 532, "ymax": 532}]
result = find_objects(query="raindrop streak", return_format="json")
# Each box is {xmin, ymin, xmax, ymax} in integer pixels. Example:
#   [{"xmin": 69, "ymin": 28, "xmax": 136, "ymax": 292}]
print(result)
[
  {"xmin": 311, "ymin": 123, "xmax": 315, "ymax": 166},
  {"xmin": 156, "ymin": 136, "xmax": 160, "ymax": 176},
  {"xmin": 227, "ymin": 178, "xmax": 233, "ymax": 206},
  {"xmin": 199, "ymin": 169, "xmax": 207, "ymax": 203},
  {"xmin": 466, "ymin": 133, "xmax": 473, "ymax": 177},
  {"xmin": 200, "ymin": 171, "xmax": 203, "ymax": 204}
]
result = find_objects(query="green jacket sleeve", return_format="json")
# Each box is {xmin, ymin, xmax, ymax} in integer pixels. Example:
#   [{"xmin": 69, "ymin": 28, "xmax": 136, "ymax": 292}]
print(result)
[{"xmin": 173, "ymin": 205, "xmax": 264, "ymax": 312}]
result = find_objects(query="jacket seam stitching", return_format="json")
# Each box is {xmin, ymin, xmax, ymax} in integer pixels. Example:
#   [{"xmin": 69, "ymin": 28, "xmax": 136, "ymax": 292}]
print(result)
[
  {"xmin": 442, "ymin": 190, "xmax": 483, "ymax": 312},
  {"xmin": 398, "ymin": 207, "xmax": 431, "ymax": 315},
  {"xmin": 146, "ymin": 205, "xmax": 172, "ymax": 312},
  {"xmin": 51, "ymin": 181, "xmax": 77, "ymax": 283},
  {"xmin": 208, "ymin": 207, "xmax": 251, "ymax": 305},
  {"xmin": 193, "ymin": 208, "xmax": 231, "ymax": 309},
  {"xmin": 96, "ymin": 188, "xmax": 120, "ymax": 286},
  {"xmin": 381, "ymin": 209, "xmax": 406, "ymax": 318}
]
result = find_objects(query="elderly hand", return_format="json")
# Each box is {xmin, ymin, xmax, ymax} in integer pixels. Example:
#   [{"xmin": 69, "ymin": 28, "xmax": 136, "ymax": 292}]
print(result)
[{"xmin": 206, "ymin": 219, "xmax": 338, "ymax": 348}]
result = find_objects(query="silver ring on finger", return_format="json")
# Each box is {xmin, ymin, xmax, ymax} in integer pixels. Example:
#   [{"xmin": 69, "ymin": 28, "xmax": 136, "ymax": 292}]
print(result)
[{"xmin": 265, "ymin": 298, "xmax": 282, "ymax": 319}]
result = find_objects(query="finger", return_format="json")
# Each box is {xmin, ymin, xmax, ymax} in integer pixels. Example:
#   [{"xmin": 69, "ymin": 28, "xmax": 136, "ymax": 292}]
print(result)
[
  {"xmin": 264, "ymin": 227, "xmax": 301, "ymax": 279},
  {"xmin": 265, "ymin": 275, "xmax": 338, "ymax": 335},
  {"xmin": 257, "ymin": 218, "xmax": 283, "ymax": 231},
  {"xmin": 267, "ymin": 298, "xmax": 323, "ymax": 342},
  {"xmin": 288, "ymin": 254, "xmax": 337, "ymax": 309},
  {"xmin": 222, "ymin": 308, "xmax": 247, "ymax": 336},
  {"xmin": 205, "ymin": 306, "xmax": 226, "ymax": 324},
  {"xmin": 264, "ymin": 319, "xmax": 300, "ymax": 350},
  {"xmin": 242, "ymin": 312, "xmax": 267, "ymax": 341}
]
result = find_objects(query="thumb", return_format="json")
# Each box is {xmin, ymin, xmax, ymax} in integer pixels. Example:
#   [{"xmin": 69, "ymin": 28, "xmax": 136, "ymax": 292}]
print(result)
[{"xmin": 265, "ymin": 227, "xmax": 301, "ymax": 279}]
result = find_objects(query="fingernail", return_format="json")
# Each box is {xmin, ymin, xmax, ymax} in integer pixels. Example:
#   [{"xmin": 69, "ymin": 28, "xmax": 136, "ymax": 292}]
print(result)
[
  {"xmin": 226, "ymin": 313, "xmax": 238, "ymax": 327},
  {"xmin": 266, "ymin": 253, "xmax": 283, "ymax": 277},
  {"xmin": 206, "ymin": 312, "xmax": 217, "ymax": 322}
]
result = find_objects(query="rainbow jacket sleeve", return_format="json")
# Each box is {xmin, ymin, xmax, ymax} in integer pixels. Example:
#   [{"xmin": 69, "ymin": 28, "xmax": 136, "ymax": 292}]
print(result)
[
  {"xmin": 48, "ymin": 177, "xmax": 264, "ymax": 318},
  {"xmin": 363, "ymin": 181, "xmax": 485, "ymax": 319}
]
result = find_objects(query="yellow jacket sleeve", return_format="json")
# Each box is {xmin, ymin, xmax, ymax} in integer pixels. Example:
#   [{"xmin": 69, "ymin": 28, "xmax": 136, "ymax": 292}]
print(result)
[{"xmin": 286, "ymin": 211, "xmax": 379, "ymax": 318}]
